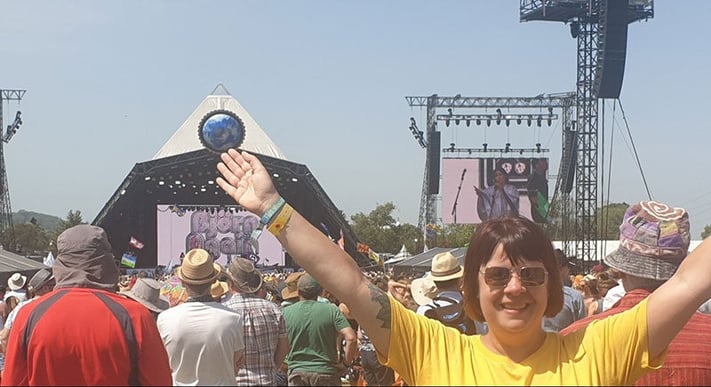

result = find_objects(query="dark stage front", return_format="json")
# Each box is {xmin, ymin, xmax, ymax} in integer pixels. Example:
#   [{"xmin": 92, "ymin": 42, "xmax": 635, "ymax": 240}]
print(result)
[{"xmin": 93, "ymin": 149, "xmax": 371, "ymax": 268}]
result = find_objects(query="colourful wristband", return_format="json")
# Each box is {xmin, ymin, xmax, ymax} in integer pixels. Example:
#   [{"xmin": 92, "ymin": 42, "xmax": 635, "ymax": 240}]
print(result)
[
  {"xmin": 267, "ymin": 203, "xmax": 294, "ymax": 236},
  {"xmin": 260, "ymin": 197, "xmax": 285, "ymax": 225}
]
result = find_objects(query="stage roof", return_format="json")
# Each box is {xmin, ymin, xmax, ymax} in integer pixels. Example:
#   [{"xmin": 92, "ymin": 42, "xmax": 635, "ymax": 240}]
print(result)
[{"xmin": 93, "ymin": 85, "xmax": 370, "ymax": 268}]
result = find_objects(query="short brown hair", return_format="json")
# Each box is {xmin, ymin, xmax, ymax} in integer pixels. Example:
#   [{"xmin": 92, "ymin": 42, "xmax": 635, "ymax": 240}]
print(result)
[{"xmin": 462, "ymin": 217, "xmax": 563, "ymax": 322}]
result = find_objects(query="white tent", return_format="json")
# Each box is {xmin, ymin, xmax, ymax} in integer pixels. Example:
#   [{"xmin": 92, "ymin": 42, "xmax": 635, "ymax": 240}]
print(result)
[
  {"xmin": 153, "ymin": 84, "xmax": 287, "ymax": 160},
  {"xmin": 385, "ymin": 245, "xmax": 412, "ymax": 265}
]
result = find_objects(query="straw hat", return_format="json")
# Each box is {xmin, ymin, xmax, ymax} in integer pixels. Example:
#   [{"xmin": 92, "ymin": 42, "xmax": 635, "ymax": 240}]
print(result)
[
  {"xmin": 175, "ymin": 249, "xmax": 221, "ymax": 285},
  {"xmin": 281, "ymin": 272, "xmax": 305, "ymax": 300},
  {"xmin": 211, "ymin": 281, "xmax": 230, "ymax": 300},
  {"xmin": 430, "ymin": 252, "xmax": 464, "ymax": 282},
  {"xmin": 411, "ymin": 274, "xmax": 437, "ymax": 306},
  {"xmin": 120, "ymin": 278, "xmax": 169, "ymax": 313},
  {"xmin": 228, "ymin": 257, "xmax": 263, "ymax": 294}
]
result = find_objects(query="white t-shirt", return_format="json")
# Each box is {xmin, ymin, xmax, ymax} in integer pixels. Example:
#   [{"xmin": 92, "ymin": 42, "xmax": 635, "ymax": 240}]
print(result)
[
  {"xmin": 157, "ymin": 301, "xmax": 244, "ymax": 386},
  {"xmin": 602, "ymin": 282, "xmax": 626, "ymax": 311}
]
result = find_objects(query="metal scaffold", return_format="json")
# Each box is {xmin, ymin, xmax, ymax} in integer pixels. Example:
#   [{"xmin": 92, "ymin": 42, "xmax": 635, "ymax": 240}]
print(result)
[{"xmin": 0, "ymin": 88, "xmax": 26, "ymax": 251}]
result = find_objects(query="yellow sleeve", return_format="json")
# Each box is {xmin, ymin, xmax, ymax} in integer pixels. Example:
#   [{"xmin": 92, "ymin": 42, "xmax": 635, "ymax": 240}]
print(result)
[
  {"xmin": 579, "ymin": 297, "xmax": 666, "ymax": 384},
  {"xmin": 376, "ymin": 295, "xmax": 470, "ymax": 385}
]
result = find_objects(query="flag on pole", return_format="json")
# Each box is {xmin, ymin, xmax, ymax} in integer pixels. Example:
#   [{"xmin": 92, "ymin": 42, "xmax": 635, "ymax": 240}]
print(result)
[
  {"xmin": 43, "ymin": 251, "xmax": 55, "ymax": 267},
  {"xmin": 129, "ymin": 236, "xmax": 145, "ymax": 250},
  {"xmin": 121, "ymin": 253, "xmax": 137, "ymax": 268},
  {"xmin": 368, "ymin": 249, "xmax": 383, "ymax": 267},
  {"xmin": 357, "ymin": 242, "xmax": 370, "ymax": 254}
]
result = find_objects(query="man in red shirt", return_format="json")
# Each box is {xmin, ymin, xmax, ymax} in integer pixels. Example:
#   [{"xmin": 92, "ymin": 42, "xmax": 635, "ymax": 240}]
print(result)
[
  {"xmin": 561, "ymin": 200, "xmax": 711, "ymax": 385},
  {"xmin": 1, "ymin": 225, "xmax": 172, "ymax": 386}
]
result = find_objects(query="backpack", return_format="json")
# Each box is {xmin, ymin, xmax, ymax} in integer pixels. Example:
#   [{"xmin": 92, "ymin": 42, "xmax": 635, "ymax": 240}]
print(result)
[{"xmin": 424, "ymin": 295, "xmax": 477, "ymax": 335}]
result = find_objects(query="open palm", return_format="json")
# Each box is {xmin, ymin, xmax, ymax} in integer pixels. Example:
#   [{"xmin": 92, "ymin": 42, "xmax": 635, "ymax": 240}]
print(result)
[{"xmin": 216, "ymin": 149, "xmax": 279, "ymax": 217}]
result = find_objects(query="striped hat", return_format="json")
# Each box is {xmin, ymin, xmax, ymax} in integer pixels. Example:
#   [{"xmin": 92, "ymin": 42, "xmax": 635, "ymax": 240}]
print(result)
[{"xmin": 603, "ymin": 200, "xmax": 690, "ymax": 281}]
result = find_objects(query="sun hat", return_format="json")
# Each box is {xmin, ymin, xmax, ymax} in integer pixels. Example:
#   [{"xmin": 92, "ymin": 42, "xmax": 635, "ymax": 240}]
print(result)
[
  {"xmin": 211, "ymin": 281, "xmax": 230, "ymax": 300},
  {"xmin": 429, "ymin": 252, "xmax": 464, "ymax": 282},
  {"xmin": 120, "ymin": 278, "xmax": 169, "ymax": 313},
  {"xmin": 228, "ymin": 257, "xmax": 263, "ymax": 294},
  {"xmin": 175, "ymin": 249, "xmax": 221, "ymax": 285},
  {"xmin": 603, "ymin": 200, "xmax": 690, "ymax": 281},
  {"xmin": 8, "ymin": 273, "xmax": 27, "ymax": 291},
  {"xmin": 410, "ymin": 274, "xmax": 437, "ymax": 306},
  {"xmin": 281, "ymin": 271, "xmax": 305, "ymax": 300},
  {"xmin": 27, "ymin": 269, "xmax": 54, "ymax": 293}
]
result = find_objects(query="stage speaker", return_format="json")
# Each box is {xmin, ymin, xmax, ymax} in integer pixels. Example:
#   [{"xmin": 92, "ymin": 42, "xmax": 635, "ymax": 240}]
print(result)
[
  {"xmin": 594, "ymin": 0, "xmax": 629, "ymax": 99},
  {"xmin": 427, "ymin": 131, "xmax": 441, "ymax": 195},
  {"xmin": 561, "ymin": 129, "xmax": 577, "ymax": 194}
]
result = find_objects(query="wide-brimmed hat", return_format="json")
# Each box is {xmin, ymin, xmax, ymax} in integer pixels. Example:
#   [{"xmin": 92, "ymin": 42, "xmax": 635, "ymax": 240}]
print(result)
[
  {"xmin": 211, "ymin": 281, "xmax": 230, "ymax": 300},
  {"xmin": 8, "ymin": 273, "xmax": 27, "ymax": 291},
  {"xmin": 430, "ymin": 252, "xmax": 464, "ymax": 282},
  {"xmin": 281, "ymin": 272, "xmax": 305, "ymax": 300},
  {"xmin": 27, "ymin": 269, "xmax": 54, "ymax": 293},
  {"xmin": 411, "ymin": 274, "xmax": 437, "ymax": 306},
  {"xmin": 120, "ymin": 278, "xmax": 169, "ymax": 313},
  {"xmin": 176, "ymin": 249, "xmax": 221, "ymax": 285},
  {"xmin": 604, "ymin": 200, "xmax": 690, "ymax": 281},
  {"xmin": 228, "ymin": 257, "xmax": 263, "ymax": 294}
]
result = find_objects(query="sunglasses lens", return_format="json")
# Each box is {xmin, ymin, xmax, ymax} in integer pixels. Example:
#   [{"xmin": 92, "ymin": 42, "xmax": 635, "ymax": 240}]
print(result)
[
  {"xmin": 520, "ymin": 267, "xmax": 547, "ymax": 287},
  {"xmin": 484, "ymin": 267, "xmax": 511, "ymax": 287}
]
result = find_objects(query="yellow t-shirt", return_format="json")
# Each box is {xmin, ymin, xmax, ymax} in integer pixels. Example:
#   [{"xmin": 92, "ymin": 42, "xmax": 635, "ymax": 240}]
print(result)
[{"xmin": 379, "ymin": 296, "xmax": 664, "ymax": 386}]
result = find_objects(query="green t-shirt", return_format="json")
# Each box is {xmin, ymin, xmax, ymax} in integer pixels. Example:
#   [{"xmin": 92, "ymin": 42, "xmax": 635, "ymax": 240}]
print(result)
[{"xmin": 283, "ymin": 300, "xmax": 351, "ymax": 374}]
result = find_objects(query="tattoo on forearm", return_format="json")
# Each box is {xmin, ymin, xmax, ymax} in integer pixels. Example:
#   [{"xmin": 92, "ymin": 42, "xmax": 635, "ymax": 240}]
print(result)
[{"xmin": 368, "ymin": 283, "xmax": 391, "ymax": 329}]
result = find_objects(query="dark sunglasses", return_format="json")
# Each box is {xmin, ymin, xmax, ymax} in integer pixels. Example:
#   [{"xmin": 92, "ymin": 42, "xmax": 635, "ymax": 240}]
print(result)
[{"xmin": 480, "ymin": 266, "xmax": 548, "ymax": 288}]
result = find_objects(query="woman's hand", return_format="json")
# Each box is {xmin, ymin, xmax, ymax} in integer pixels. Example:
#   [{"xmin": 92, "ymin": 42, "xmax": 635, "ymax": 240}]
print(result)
[{"xmin": 217, "ymin": 149, "xmax": 280, "ymax": 217}]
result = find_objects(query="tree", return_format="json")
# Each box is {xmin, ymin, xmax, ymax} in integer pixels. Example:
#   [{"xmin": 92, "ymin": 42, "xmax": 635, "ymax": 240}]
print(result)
[
  {"xmin": 48, "ymin": 210, "xmax": 86, "ymax": 255},
  {"xmin": 1, "ymin": 223, "xmax": 51, "ymax": 255},
  {"xmin": 57, "ymin": 210, "xmax": 85, "ymax": 232},
  {"xmin": 350, "ymin": 202, "xmax": 401, "ymax": 254},
  {"xmin": 595, "ymin": 202, "xmax": 629, "ymax": 240},
  {"xmin": 702, "ymin": 224, "xmax": 711, "ymax": 240}
]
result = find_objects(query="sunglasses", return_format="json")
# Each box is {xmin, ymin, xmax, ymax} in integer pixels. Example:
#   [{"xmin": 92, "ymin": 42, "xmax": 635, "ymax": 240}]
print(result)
[{"xmin": 480, "ymin": 266, "xmax": 548, "ymax": 288}]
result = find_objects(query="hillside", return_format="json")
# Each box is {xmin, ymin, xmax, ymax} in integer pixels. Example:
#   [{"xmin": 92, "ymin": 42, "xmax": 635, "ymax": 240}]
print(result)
[{"xmin": 12, "ymin": 209, "xmax": 63, "ymax": 231}]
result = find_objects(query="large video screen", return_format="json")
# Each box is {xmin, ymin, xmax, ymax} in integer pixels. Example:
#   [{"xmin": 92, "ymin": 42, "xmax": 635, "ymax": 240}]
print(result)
[
  {"xmin": 441, "ymin": 157, "xmax": 549, "ymax": 224},
  {"xmin": 156, "ymin": 205, "xmax": 285, "ymax": 267}
]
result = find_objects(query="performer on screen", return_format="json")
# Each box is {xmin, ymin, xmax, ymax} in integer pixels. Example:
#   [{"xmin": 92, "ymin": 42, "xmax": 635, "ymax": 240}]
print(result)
[{"xmin": 474, "ymin": 167, "xmax": 519, "ymax": 222}]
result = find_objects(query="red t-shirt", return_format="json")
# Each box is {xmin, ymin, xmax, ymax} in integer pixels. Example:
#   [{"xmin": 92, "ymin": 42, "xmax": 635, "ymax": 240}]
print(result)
[
  {"xmin": 561, "ymin": 288, "xmax": 711, "ymax": 386},
  {"xmin": 1, "ymin": 288, "xmax": 172, "ymax": 386}
]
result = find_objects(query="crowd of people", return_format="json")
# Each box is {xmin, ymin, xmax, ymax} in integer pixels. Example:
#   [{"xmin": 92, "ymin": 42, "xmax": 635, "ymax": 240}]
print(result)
[{"xmin": 0, "ymin": 148, "xmax": 710, "ymax": 386}]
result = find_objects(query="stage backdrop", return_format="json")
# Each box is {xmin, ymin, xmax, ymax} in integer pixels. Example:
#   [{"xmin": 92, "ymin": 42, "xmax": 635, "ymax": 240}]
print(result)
[
  {"xmin": 156, "ymin": 205, "xmax": 285, "ymax": 267},
  {"xmin": 441, "ymin": 157, "xmax": 548, "ymax": 224}
]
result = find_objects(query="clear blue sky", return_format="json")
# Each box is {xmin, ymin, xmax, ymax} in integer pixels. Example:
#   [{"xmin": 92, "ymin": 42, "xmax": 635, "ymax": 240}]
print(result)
[{"xmin": 1, "ymin": 1, "xmax": 710, "ymax": 238}]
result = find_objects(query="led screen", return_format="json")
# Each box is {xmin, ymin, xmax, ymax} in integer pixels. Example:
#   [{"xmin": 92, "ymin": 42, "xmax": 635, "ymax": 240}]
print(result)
[
  {"xmin": 441, "ymin": 157, "xmax": 549, "ymax": 224},
  {"xmin": 156, "ymin": 205, "xmax": 285, "ymax": 267}
]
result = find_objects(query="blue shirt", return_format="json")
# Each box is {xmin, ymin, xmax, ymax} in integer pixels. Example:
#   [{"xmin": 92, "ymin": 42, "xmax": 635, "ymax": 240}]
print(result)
[{"xmin": 542, "ymin": 286, "xmax": 586, "ymax": 332}]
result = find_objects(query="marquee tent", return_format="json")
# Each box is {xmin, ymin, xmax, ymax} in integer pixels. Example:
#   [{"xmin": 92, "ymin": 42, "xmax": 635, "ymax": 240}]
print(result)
[{"xmin": 0, "ymin": 248, "xmax": 49, "ymax": 287}]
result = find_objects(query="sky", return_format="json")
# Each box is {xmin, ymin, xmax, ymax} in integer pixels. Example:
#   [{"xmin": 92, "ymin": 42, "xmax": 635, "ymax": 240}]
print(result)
[{"xmin": 1, "ymin": 1, "xmax": 710, "ymax": 239}]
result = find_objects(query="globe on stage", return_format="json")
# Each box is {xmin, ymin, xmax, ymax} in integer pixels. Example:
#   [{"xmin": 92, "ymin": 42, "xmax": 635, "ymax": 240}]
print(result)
[{"xmin": 198, "ymin": 110, "xmax": 246, "ymax": 153}]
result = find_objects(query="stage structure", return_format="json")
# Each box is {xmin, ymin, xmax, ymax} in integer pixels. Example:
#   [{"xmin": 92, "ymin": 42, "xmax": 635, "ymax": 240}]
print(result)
[
  {"xmin": 520, "ymin": 0, "xmax": 654, "ymax": 265},
  {"xmin": 94, "ymin": 84, "xmax": 371, "ymax": 269},
  {"xmin": 406, "ymin": 93, "xmax": 575, "ymax": 249},
  {"xmin": 0, "ymin": 88, "xmax": 26, "ymax": 251}
]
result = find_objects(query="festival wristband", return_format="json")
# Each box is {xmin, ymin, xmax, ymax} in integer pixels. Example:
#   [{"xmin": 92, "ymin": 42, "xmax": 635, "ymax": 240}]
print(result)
[
  {"xmin": 267, "ymin": 203, "xmax": 294, "ymax": 236},
  {"xmin": 260, "ymin": 196, "xmax": 285, "ymax": 225}
]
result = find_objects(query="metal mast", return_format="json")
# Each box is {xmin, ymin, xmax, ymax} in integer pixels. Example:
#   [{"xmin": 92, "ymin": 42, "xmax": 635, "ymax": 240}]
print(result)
[
  {"xmin": 406, "ymin": 93, "xmax": 576, "ymax": 247},
  {"xmin": 520, "ymin": 0, "xmax": 653, "ymax": 268},
  {"xmin": 0, "ymin": 88, "xmax": 26, "ymax": 251}
]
